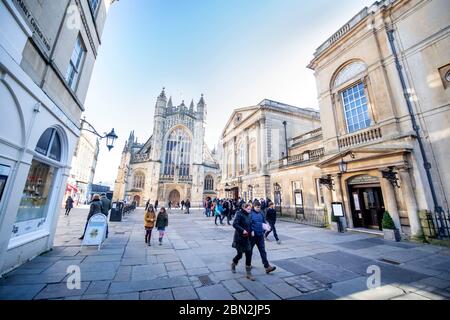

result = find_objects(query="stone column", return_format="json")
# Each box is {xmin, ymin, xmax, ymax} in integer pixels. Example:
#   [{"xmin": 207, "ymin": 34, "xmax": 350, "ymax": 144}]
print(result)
[
  {"xmin": 334, "ymin": 173, "xmax": 349, "ymax": 228},
  {"xmin": 256, "ymin": 121, "xmax": 262, "ymax": 172},
  {"xmin": 223, "ymin": 142, "xmax": 228, "ymax": 179},
  {"xmin": 260, "ymin": 117, "xmax": 267, "ymax": 174},
  {"xmin": 380, "ymin": 172, "xmax": 402, "ymax": 231},
  {"xmin": 233, "ymin": 136, "xmax": 237, "ymax": 177},
  {"xmin": 323, "ymin": 184, "xmax": 333, "ymax": 226},
  {"xmin": 399, "ymin": 168, "xmax": 422, "ymax": 237},
  {"xmin": 245, "ymin": 130, "xmax": 250, "ymax": 175}
]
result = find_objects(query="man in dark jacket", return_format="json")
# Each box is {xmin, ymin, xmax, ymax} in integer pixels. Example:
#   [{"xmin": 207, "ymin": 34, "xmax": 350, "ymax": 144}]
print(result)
[
  {"xmin": 231, "ymin": 204, "xmax": 255, "ymax": 280},
  {"xmin": 79, "ymin": 194, "xmax": 103, "ymax": 240},
  {"xmin": 185, "ymin": 199, "xmax": 191, "ymax": 214},
  {"xmin": 265, "ymin": 202, "xmax": 281, "ymax": 244},
  {"xmin": 100, "ymin": 194, "xmax": 111, "ymax": 238},
  {"xmin": 250, "ymin": 201, "xmax": 276, "ymax": 274}
]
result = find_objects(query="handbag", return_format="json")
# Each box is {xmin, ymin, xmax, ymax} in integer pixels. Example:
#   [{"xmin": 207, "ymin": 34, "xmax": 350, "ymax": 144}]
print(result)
[{"xmin": 262, "ymin": 223, "xmax": 271, "ymax": 232}]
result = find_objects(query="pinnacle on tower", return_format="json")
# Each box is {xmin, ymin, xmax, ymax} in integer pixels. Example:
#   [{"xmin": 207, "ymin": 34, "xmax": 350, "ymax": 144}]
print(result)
[
  {"xmin": 159, "ymin": 87, "xmax": 166, "ymax": 99},
  {"xmin": 189, "ymin": 99, "xmax": 194, "ymax": 112},
  {"xmin": 167, "ymin": 96, "xmax": 173, "ymax": 108},
  {"xmin": 180, "ymin": 100, "xmax": 186, "ymax": 108}
]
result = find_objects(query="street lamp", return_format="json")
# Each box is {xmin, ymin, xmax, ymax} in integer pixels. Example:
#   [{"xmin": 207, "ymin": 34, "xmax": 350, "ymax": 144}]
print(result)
[
  {"xmin": 80, "ymin": 118, "xmax": 118, "ymax": 151},
  {"xmin": 338, "ymin": 158, "xmax": 348, "ymax": 174}
]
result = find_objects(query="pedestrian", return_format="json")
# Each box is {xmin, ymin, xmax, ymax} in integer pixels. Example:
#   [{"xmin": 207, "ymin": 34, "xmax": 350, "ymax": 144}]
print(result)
[
  {"xmin": 214, "ymin": 200, "xmax": 224, "ymax": 225},
  {"xmin": 65, "ymin": 196, "xmax": 74, "ymax": 216},
  {"xmin": 154, "ymin": 200, "xmax": 159, "ymax": 211},
  {"xmin": 185, "ymin": 199, "xmax": 191, "ymax": 214},
  {"xmin": 100, "ymin": 193, "xmax": 111, "ymax": 238},
  {"xmin": 168, "ymin": 201, "xmax": 172, "ymax": 210},
  {"xmin": 231, "ymin": 203, "xmax": 255, "ymax": 280},
  {"xmin": 181, "ymin": 200, "xmax": 185, "ymax": 210},
  {"xmin": 156, "ymin": 207, "xmax": 169, "ymax": 245},
  {"xmin": 79, "ymin": 194, "xmax": 103, "ymax": 240},
  {"xmin": 144, "ymin": 205, "xmax": 156, "ymax": 246},
  {"xmin": 250, "ymin": 200, "xmax": 276, "ymax": 274},
  {"xmin": 223, "ymin": 199, "xmax": 232, "ymax": 225},
  {"xmin": 145, "ymin": 199, "xmax": 150, "ymax": 211},
  {"xmin": 265, "ymin": 202, "xmax": 281, "ymax": 244}
]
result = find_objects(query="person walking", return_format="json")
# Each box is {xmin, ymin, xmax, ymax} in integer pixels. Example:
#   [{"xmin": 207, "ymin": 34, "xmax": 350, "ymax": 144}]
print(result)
[
  {"xmin": 100, "ymin": 194, "xmax": 111, "ymax": 238},
  {"xmin": 223, "ymin": 199, "xmax": 230, "ymax": 225},
  {"xmin": 145, "ymin": 199, "xmax": 150, "ymax": 211},
  {"xmin": 214, "ymin": 200, "xmax": 224, "ymax": 225},
  {"xmin": 154, "ymin": 200, "xmax": 159, "ymax": 211},
  {"xmin": 79, "ymin": 194, "xmax": 103, "ymax": 240},
  {"xmin": 156, "ymin": 207, "xmax": 169, "ymax": 245},
  {"xmin": 231, "ymin": 203, "xmax": 255, "ymax": 280},
  {"xmin": 168, "ymin": 201, "xmax": 172, "ymax": 210},
  {"xmin": 185, "ymin": 199, "xmax": 191, "ymax": 214},
  {"xmin": 265, "ymin": 202, "xmax": 281, "ymax": 244},
  {"xmin": 144, "ymin": 205, "xmax": 156, "ymax": 246},
  {"xmin": 65, "ymin": 196, "xmax": 74, "ymax": 216},
  {"xmin": 250, "ymin": 200, "xmax": 276, "ymax": 274},
  {"xmin": 181, "ymin": 200, "xmax": 185, "ymax": 210}
]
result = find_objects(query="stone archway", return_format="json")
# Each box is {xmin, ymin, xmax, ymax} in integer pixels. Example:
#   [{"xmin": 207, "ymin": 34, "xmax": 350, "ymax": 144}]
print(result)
[
  {"xmin": 133, "ymin": 195, "xmax": 141, "ymax": 207},
  {"xmin": 168, "ymin": 189, "xmax": 181, "ymax": 207}
]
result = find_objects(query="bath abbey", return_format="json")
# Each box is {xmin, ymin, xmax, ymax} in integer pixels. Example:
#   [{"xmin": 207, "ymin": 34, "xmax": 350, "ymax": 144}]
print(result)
[{"xmin": 113, "ymin": 89, "xmax": 219, "ymax": 207}]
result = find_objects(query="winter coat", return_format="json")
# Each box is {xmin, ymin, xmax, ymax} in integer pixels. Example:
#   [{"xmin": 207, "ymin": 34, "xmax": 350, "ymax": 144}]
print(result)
[
  {"xmin": 266, "ymin": 208, "xmax": 277, "ymax": 223},
  {"xmin": 65, "ymin": 197, "xmax": 74, "ymax": 209},
  {"xmin": 214, "ymin": 203, "xmax": 223, "ymax": 216},
  {"xmin": 88, "ymin": 200, "xmax": 103, "ymax": 218},
  {"xmin": 100, "ymin": 197, "xmax": 111, "ymax": 215},
  {"xmin": 250, "ymin": 209, "xmax": 266, "ymax": 236},
  {"xmin": 156, "ymin": 212, "xmax": 169, "ymax": 229},
  {"xmin": 144, "ymin": 211, "xmax": 156, "ymax": 228},
  {"xmin": 232, "ymin": 210, "xmax": 252, "ymax": 252}
]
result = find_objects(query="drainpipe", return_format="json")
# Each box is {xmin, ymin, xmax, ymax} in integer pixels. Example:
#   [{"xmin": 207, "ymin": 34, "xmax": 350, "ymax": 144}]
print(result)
[
  {"xmin": 387, "ymin": 28, "xmax": 445, "ymax": 238},
  {"xmin": 282, "ymin": 121, "xmax": 288, "ymax": 158}
]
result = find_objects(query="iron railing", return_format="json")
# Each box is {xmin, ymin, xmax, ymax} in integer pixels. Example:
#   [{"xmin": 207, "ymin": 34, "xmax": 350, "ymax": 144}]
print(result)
[
  {"xmin": 421, "ymin": 210, "xmax": 450, "ymax": 240},
  {"xmin": 278, "ymin": 208, "xmax": 328, "ymax": 228}
]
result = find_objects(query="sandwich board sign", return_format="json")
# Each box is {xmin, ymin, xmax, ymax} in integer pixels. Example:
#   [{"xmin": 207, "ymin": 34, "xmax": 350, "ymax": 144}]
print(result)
[{"xmin": 81, "ymin": 213, "xmax": 107, "ymax": 250}]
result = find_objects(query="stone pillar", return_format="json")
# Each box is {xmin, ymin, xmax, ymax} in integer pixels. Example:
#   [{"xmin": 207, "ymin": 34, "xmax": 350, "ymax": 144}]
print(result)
[
  {"xmin": 256, "ymin": 122, "xmax": 261, "ymax": 172},
  {"xmin": 334, "ymin": 173, "xmax": 349, "ymax": 228},
  {"xmin": 380, "ymin": 172, "xmax": 402, "ymax": 231},
  {"xmin": 260, "ymin": 117, "xmax": 267, "ymax": 174},
  {"xmin": 399, "ymin": 168, "xmax": 423, "ymax": 237},
  {"xmin": 223, "ymin": 142, "xmax": 228, "ymax": 179},
  {"xmin": 323, "ymin": 185, "xmax": 333, "ymax": 226},
  {"xmin": 245, "ymin": 130, "xmax": 250, "ymax": 175},
  {"xmin": 233, "ymin": 136, "xmax": 237, "ymax": 177}
]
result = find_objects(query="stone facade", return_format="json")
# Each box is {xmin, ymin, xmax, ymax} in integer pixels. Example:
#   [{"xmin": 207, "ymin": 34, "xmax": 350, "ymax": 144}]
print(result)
[
  {"xmin": 113, "ymin": 89, "xmax": 219, "ymax": 207},
  {"xmin": 0, "ymin": 0, "xmax": 115, "ymax": 275}
]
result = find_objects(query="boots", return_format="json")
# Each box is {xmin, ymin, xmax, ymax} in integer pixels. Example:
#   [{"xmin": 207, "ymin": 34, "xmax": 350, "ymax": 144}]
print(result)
[
  {"xmin": 159, "ymin": 237, "xmax": 162, "ymax": 245},
  {"xmin": 246, "ymin": 266, "xmax": 255, "ymax": 281},
  {"xmin": 231, "ymin": 262, "xmax": 237, "ymax": 274},
  {"xmin": 265, "ymin": 265, "xmax": 276, "ymax": 274}
]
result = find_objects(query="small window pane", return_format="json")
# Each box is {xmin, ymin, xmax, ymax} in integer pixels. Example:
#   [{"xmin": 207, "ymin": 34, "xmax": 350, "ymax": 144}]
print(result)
[
  {"xmin": 35, "ymin": 128, "xmax": 54, "ymax": 156},
  {"xmin": 49, "ymin": 132, "xmax": 61, "ymax": 161}
]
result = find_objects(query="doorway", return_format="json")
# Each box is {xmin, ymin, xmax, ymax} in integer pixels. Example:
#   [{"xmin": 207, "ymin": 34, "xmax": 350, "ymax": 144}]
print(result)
[
  {"xmin": 168, "ymin": 189, "xmax": 180, "ymax": 207},
  {"xmin": 349, "ymin": 185, "xmax": 385, "ymax": 230},
  {"xmin": 133, "ymin": 195, "xmax": 141, "ymax": 207}
]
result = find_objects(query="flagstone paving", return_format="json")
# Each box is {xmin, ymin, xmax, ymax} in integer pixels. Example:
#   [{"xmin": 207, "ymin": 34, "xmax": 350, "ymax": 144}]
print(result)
[{"xmin": 1, "ymin": 206, "xmax": 450, "ymax": 300}]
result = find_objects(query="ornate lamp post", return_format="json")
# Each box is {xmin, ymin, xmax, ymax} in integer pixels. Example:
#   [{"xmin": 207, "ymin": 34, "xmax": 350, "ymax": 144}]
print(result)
[{"xmin": 80, "ymin": 118, "xmax": 118, "ymax": 151}]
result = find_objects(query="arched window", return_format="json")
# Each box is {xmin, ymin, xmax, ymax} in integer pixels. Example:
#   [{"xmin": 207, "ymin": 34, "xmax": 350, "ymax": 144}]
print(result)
[
  {"xmin": 164, "ymin": 128, "xmax": 192, "ymax": 176},
  {"xmin": 249, "ymin": 140, "xmax": 257, "ymax": 172},
  {"xmin": 204, "ymin": 175, "xmax": 214, "ymax": 191},
  {"xmin": 227, "ymin": 153, "xmax": 233, "ymax": 178},
  {"xmin": 14, "ymin": 128, "xmax": 63, "ymax": 238},
  {"xmin": 239, "ymin": 143, "xmax": 245, "ymax": 173},
  {"xmin": 133, "ymin": 172, "xmax": 145, "ymax": 189}
]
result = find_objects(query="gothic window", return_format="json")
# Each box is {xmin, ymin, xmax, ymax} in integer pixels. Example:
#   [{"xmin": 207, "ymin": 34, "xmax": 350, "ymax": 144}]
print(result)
[
  {"xmin": 341, "ymin": 82, "xmax": 371, "ymax": 133},
  {"xmin": 238, "ymin": 143, "xmax": 245, "ymax": 173},
  {"xmin": 133, "ymin": 172, "xmax": 145, "ymax": 189},
  {"xmin": 204, "ymin": 175, "xmax": 214, "ymax": 191},
  {"xmin": 163, "ymin": 128, "xmax": 192, "ymax": 177}
]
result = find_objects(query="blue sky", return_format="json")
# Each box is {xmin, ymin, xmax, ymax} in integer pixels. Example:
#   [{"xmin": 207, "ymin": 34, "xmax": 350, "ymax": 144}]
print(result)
[{"xmin": 84, "ymin": 0, "xmax": 374, "ymax": 186}]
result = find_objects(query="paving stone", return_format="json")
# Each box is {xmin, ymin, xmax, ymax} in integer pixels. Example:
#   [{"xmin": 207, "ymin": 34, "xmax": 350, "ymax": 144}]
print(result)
[
  {"xmin": 120, "ymin": 258, "xmax": 147, "ymax": 266},
  {"xmin": 306, "ymin": 268, "xmax": 360, "ymax": 284},
  {"xmin": 187, "ymin": 268, "xmax": 210, "ymax": 276},
  {"xmin": 289, "ymin": 290, "xmax": 338, "ymax": 300},
  {"xmin": 238, "ymin": 279, "xmax": 281, "ymax": 300},
  {"xmin": 113, "ymin": 266, "xmax": 132, "ymax": 282},
  {"xmin": 391, "ymin": 293, "xmax": 431, "ymax": 300},
  {"xmin": 85, "ymin": 281, "xmax": 111, "ymax": 295},
  {"xmin": 168, "ymin": 270, "xmax": 188, "ymax": 278},
  {"xmin": 83, "ymin": 255, "xmax": 123, "ymax": 263},
  {"xmin": 140, "ymin": 289, "xmax": 174, "ymax": 300},
  {"xmin": 109, "ymin": 276, "xmax": 191, "ymax": 294},
  {"xmin": 379, "ymin": 249, "xmax": 433, "ymax": 263},
  {"xmin": 338, "ymin": 239, "xmax": 384, "ymax": 250},
  {"xmin": 414, "ymin": 277, "xmax": 450, "ymax": 290},
  {"xmin": 34, "ymin": 282, "xmax": 89, "ymax": 299},
  {"xmin": 283, "ymin": 275, "xmax": 330, "ymax": 293},
  {"xmin": 165, "ymin": 261, "xmax": 184, "ymax": 272},
  {"xmin": 172, "ymin": 286, "xmax": 198, "ymax": 300},
  {"xmin": 329, "ymin": 277, "xmax": 369, "ymax": 297},
  {"xmin": 272, "ymin": 259, "xmax": 311, "ymax": 275},
  {"xmin": 266, "ymin": 282, "xmax": 302, "ymax": 299},
  {"xmin": 345, "ymin": 285, "xmax": 405, "ymax": 300},
  {"xmin": 131, "ymin": 264, "xmax": 166, "ymax": 281},
  {"xmin": 222, "ymin": 279, "xmax": 245, "ymax": 294},
  {"xmin": 233, "ymin": 291, "xmax": 256, "ymax": 300},
  {"xmin": 0, "ymin": 284, "xmax": 45, "ymax": 300},
  {"xmin": 80, "ymin": 294, "xmax": 108, "ymax": 300},
  {"xmin": 0, "ymin": 273, "xmax": 67, "ymax": 285},
  {"xmin": 108, "ymin": 292, "xmax": 139, "ymax": 300},
  {"xmin": 196, "ymin": 284, "xmax": 234, "ymax": 300}
]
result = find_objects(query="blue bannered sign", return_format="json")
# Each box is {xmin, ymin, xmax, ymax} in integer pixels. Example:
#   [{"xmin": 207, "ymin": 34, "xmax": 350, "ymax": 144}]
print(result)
[{"xmin": 81, "ymin": 214, "xmax": 107, "ymax": 250}]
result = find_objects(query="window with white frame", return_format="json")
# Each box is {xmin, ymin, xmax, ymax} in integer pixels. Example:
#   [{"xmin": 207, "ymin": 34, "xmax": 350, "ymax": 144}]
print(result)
[
  {"xmin": 204, "ymin": 175, "xmax": 214, "ymax": 191},
  {"xmin": 66, "ymin": 35, "xmax": 86, "ymax": 90},
  {"xmin": 341, "ymin": 82, "xmax": 371, "ymax": 133},
  {"xmin": 89, "ymin": 0, "xmax": 100, "ymax": 14},
  {"xmin": 315, "ymin": 178, "xmax": 325, "ymax": 206},
  {"xmin": 163, "ymin": 128, "xmax": 191, "ymax": 177}
]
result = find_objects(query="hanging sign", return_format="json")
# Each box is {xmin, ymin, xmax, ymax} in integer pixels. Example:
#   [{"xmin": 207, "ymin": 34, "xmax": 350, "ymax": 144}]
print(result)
[{"xmin": 81, "ymin": 214, "xmax": 107, "ymax": 250}]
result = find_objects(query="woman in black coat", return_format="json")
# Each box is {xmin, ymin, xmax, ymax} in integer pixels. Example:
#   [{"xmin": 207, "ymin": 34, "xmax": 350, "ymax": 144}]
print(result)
[{"xmin": 231, "ymin": 203, "xmax": 255, "ymax": 280}]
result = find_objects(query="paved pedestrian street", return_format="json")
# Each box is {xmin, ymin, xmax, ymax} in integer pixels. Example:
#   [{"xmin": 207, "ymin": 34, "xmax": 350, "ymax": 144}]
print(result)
[{"xmin": 1, "ymin": 207, "xmax": 450, "ymax": 300}]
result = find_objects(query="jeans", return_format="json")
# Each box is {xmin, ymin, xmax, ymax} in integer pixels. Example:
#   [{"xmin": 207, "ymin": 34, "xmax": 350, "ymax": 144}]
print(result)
[
  {"xmin": 251, "ymin": 234, "xmax": 269, "ymax": 268},
  {"xmin": 65, "ymin": 208, "xmax": 71, "ymax": 215},
  {"xmin": 233, "ymin": 249, "xmax": 252, "ymax": 267},
  {"xmin": 145, "ymin": 227, "xmax": 153, "ymax": 243},
  {"xmin": 264, "ymin": 221, "xmax": 279, "ymax": 241},
  {"xmin": 215, "ymin": 215, "xmax": 223, "ymax": 225}
]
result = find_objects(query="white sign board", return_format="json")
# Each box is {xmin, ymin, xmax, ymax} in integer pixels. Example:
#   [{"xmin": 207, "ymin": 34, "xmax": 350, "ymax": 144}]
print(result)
[
  {"xmin": 81, "ymin": 214, "xmax": 107, "ymax": 250},
  {"xmin": 332, "ymin": 202, "xmax": 345, "ymax": 217},
  {"xmin": 295, "ymin": 192, "xmax": 303, "ymax": 206}
]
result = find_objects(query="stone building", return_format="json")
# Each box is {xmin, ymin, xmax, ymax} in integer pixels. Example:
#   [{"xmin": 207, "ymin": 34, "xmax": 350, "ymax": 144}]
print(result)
[
  {"xmin": 307, "ymin": 0, "xmax": 450, "ymax": 237},
  {"xmin": 113, "ymin": 89, "xmax": 219, "ymax": 207},
  {"xmin": 218, "ymin": 99, "xmax": 321, "ymax": 202},
  {"xmin": 0, "ymin": 0, "xmax": 115, "ymax": 275}
]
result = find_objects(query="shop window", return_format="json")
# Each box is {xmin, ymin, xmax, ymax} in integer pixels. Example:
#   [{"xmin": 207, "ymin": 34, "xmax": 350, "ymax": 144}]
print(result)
[{"xmin": 341, "ymin": 82, "xmax": 371, "ymax": 133}]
